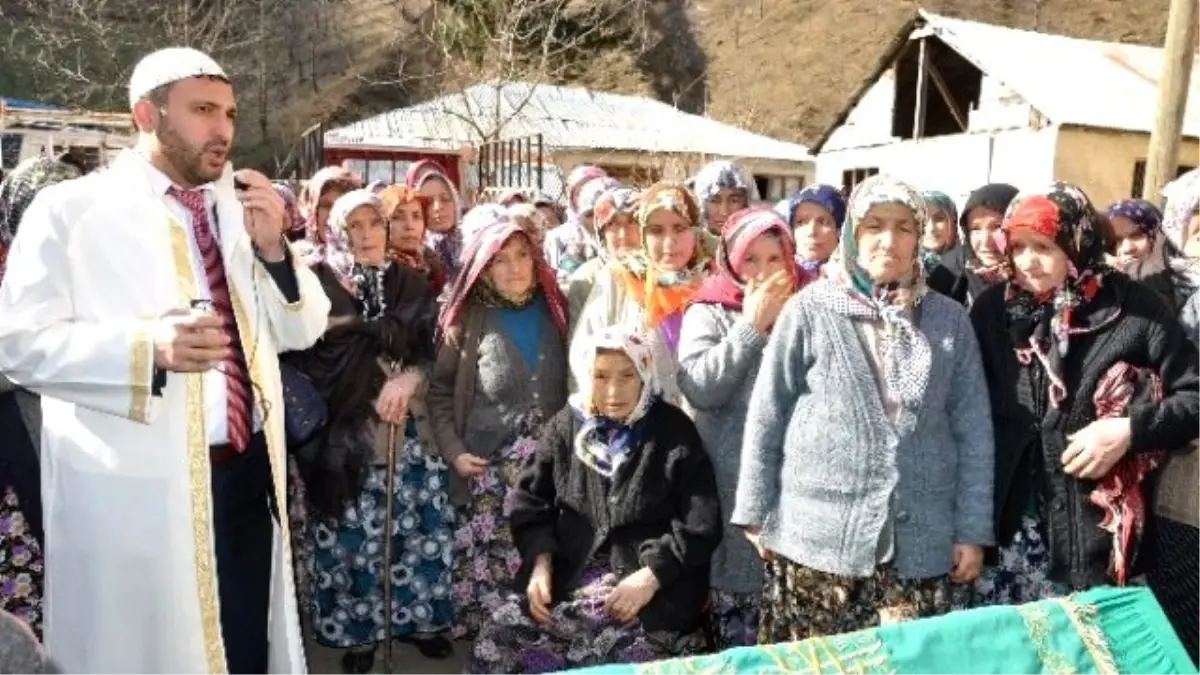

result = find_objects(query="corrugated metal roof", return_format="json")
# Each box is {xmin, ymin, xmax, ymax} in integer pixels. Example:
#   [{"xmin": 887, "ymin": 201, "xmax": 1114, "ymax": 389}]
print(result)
[
  {"xmin": 921, "ymin": 10, "xmax": 1200, "ymax": 137},
  {"xmin": 325, "ymin": 81, "xmax": 813, "ymax": 161}
]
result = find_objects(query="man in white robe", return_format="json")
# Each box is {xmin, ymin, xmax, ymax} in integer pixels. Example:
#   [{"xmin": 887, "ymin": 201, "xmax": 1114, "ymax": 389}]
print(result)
[{"xmin": 0, "ymin": 47, "xmax": 330, "ymax": 673}]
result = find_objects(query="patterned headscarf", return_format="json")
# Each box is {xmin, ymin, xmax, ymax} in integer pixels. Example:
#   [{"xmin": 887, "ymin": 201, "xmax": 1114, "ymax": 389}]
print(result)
[
  {"xmin": 1158, "ymin": 171, "xmax": 1200, "ymax": 302},
  {"xmin": 809, "ymin": 175, "xmax": 931, "ymax": 431},
  {"xmin": 565, "ymin": 165, "xmax": 608, "ymax": 218},
  {"xmin": 690, "ymin": 207, "xmax": 807, "ymax": 312},
  {"xmin": 1106, "ymin": 198, "xmax": 1162, "ymax": 240},
  {"xmin": 301, "ymin": 165, "xmax": 361, "ymax": 242},
  {"xmin": 1001, "ymin": 182, "xmax": 1113, "ymax": 408},
  {"xmin": 558, "ymin": 176, "xmax": 622, "ymax": 274},
  {"xmin": 322, "ymin": 189, "xmax": 394, "ymax": 319},
  {"xmin": 591, "ymin": 186, "xmax": 641, "ymax": 261},
  {"xmin": 379, "ymin": 184, "xmax": 445, "ymax": 288},
  {"xmin": 0, "ymin": 154, "xmax": 85, "ymax": 283},
  {"xmin": 691, "ymin": 160, "xmax": 761, "ymax": 212},
  {"xmin": 405, "ymin": 160, "xmax": 463, "ymax": 283},
  {"xmin": 461, "ymin": 203, "xmax": 509, "ymax": 243},
  {"xmin": 436, "ymin": 219, "xmax": 567, "ymax": 345},
  {"xmin": 959, "ymin": 183, "xmax": 1019, "ymax": 283},
  {"xmin": 569, "ymin": 326, "xmax": 659, "ymax": 478},
  {"xmin": 273, "ymin": 182, "xmax": 305, "ymax": 240}
]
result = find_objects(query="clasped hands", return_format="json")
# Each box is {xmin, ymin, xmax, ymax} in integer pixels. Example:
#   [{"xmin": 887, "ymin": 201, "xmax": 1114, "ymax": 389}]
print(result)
[{"xmin": 526, "ymin": 554, "xmax": 660, "ymax": 624}]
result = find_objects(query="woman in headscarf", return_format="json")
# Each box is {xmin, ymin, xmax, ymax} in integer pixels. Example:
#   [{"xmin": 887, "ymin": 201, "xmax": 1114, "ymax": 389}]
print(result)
[
  {"xmin": 297, "ymin": 165, "xmax": 362, "ymax": 264},
  {"xmin": 566, "ymin": 186, "xmax": 641, "ymax": 334},
  {"xmin": 507, "ymin": 202, "xmax": 550, "ymax": 246},
  {"xmin": 919, "ymin": 190, "xmax": 961, "ymax": 272},
  {"xmin": 1142, "ymin": 169, "xmax": 1200, "ymax": 665},
  {"xmin": 0, "ymin": 153, "xmax": 86, "ymax": 637},
  {"xmin": 274, "ymin": 182, "xmax": 307, "ymax": 242},
  {"xmin": 1104, "ymin": 198, "xmax": 1163, "ymax": 272},
  {"xmin": 379, "ymin": 184, "xmax": 447, "ymax": 295},
  {"xmin": 733, "ymin": 175, "xmax": 995, "ymax": 642},
  {"xmin": 556, "ymin": 175, "xmax": 621, "ymax": 280},
  {"xmin": 678, "ymin": 207, "xmax": 810, "ymax": 648},
  {"xmin": 570, "ymin": 182, "xmax": 711, "ymax": 404},
  {"xmin": 544, "ymin": 166, "xmax": 611, "ymax": 275},
  {"xmin": 288, "ymin": 190, "xmax": 450, "ymax": 672},
  {"xmin": 968, "ymin": 182, "xmax": 1198, "ymax": 612},
  {"xmin": 781, "ymin": 184, "xmax": 845, "ymax": 272},
  {"xmin": 405, "ymin": 160, "xmax": 464, "ymax": 284},
  {"xmin": 928, "ymin": 183, "xmax": 1019, "ymax": 306},
  {"xmin": 691, "ymin": 160, "xmax": 761, "ymax": 234},
  {"xmin": 426, "ymin": 219, "xmax": 570, "ymax": 640},
  {"xmin": 467, "ymin": 326, "xmax": 721, "ymax": 674}
]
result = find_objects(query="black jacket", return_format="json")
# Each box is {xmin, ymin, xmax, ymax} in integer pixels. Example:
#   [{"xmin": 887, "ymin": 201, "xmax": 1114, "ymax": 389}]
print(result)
[
  {"xmin": 971, "ymin": 274, "xmax": 1199, "ymax": 588},
  {"xmin": 510, "ymin": 399, "xmax": 722, "ymax": 633}
]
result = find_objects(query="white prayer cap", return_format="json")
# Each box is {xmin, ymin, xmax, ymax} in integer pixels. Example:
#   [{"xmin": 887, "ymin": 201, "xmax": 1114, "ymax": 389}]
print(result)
[{"xmin": 128, "ymin": 47, "xmax": 228, "ymax": 107}]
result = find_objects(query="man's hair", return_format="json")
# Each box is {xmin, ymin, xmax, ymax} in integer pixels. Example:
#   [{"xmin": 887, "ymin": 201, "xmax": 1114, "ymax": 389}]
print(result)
[{"xmin": 146, "ymin": 82, "xmax": 173, "ymax": 108}]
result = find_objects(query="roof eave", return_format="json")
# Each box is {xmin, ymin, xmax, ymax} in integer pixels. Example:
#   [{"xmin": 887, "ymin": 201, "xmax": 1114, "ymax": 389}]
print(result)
[{"xmin": 811, "ymin": 10, "xmax": 924, "ymax": 154}]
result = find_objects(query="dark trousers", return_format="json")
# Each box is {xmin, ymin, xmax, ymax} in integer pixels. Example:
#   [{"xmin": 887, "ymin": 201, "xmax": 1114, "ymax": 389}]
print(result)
[
  {"xmin": 210, "ymin": 432, "xmax": 277, "ymax": 674},
  {"xmin": 1146, "ymin": 517, "xmax": 1199, "ymax": 666}
]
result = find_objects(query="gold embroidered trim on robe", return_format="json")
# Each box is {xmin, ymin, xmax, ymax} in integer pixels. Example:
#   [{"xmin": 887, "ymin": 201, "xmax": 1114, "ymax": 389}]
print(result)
[
  {"xmin": 169, "ymin": 217, "xmax": 228, "ymax": 674},
  {"xmin": 128, "ymin": 324, "xmax": 154, "ymax": 423}
]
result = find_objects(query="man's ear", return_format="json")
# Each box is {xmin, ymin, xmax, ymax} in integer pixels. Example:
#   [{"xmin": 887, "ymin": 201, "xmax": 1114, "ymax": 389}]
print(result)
[{"xmin": 131, "ymin": 99, "xmax": 158, "ymax": 133}]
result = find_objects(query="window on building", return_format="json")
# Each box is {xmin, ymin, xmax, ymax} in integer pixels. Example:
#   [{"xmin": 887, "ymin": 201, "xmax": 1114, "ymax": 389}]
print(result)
[
  {"xmin": 892, "ymin": 36, "xmax": 982, "ymax": 141},
  {"xmin": 1131, "ymin": 160, "xmax": 1196, "ymax": 199},
  {"xmin": 753, "ymin": 176, "xmax": 769, "ymax": 200},
  {"xmin": 841, "ymin": 167, "xmax": 879, "ymax": 197}
]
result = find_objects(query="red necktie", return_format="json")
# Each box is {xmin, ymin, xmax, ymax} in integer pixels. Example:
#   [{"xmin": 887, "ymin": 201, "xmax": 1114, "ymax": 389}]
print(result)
[{"xmin": 168, "ymin": 186, "xmax": 253, "ymax": 451}]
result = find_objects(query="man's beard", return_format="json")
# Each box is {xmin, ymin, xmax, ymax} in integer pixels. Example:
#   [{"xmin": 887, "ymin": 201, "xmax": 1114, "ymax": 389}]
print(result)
[{"xmin": 156, "ymin": 119, "xmax": 225, "ymax": 186}]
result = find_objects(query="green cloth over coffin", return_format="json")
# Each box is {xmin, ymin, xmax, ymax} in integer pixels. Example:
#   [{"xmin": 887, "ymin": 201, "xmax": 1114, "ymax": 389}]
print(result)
[{"xmin": 559, "ymin": 587, "xmax": 1196, "ymax": 674}]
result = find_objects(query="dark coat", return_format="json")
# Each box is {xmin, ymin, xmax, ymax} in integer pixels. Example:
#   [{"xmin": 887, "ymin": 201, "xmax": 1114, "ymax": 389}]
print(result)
[{"xmin": 510, "ymin": 399, "xmax": 722, "ymax": 633}]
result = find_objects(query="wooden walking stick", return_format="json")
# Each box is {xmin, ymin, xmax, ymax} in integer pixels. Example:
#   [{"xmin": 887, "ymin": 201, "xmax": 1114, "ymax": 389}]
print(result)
[{"xmin": 380, "ymin": 417, "xmax": 400, "ymax": 674}]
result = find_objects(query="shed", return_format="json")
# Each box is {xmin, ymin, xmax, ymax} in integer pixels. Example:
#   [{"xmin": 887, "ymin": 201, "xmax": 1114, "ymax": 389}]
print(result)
[
  {"xmin": 325, "ymin": 81, "xmax": 815, "ymax": 202},
  {"xmin": 812, "ymin": 10, "xmax": 1200, "ymax": 206}
]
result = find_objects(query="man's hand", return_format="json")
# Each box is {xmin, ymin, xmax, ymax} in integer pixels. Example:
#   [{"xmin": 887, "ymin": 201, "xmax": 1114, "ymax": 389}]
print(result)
[
  {"xmin": 604, "ymin": 567, "xmax": 660, "ymax": 622},
  {"xmin": 234, "ymin": 169, "xmax": 286, "ymax": 262},
  {"xmin": 153, "ymin": 309, "xmax": 229, "ymax": 372}
]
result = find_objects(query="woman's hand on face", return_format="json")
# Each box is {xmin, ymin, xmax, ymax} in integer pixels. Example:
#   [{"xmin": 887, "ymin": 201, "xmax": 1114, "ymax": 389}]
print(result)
[
  {"xmin": 743, "ymin": 527, "xmax": 773, "ymax": 561},
  {"xmin": 1062, "ymin": 417, "xmax": 1132, "ymax": 479},
  {"xmin": 605, "ymin": 567, "xmax": 660, "ymax": 622},
  {"xmin": 452, "ymin": 453, "xmax": 489, "ymax": 478},
  {"xmin": 743, "ymin": 270, "xmax": 791, "ymax": 334},
  {"xmin": 527, "ymin": 554, "xmax": 553, "ymax": 624},
  {"xmin": 949, "ymin": 543, "xmax": 984, "ymax": 583}
]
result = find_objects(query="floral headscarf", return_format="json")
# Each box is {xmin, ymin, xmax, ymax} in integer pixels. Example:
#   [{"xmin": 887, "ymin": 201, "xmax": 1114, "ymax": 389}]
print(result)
[
  {"xmin": 325, "ymin": 189, "xmax": 393, "ymax": 317},
  {"xmin": 569, "ymin": 326, "xmax": 659, "ymax": 478},
  {"xmin": 810, "ymin": 175, "xmax": 931, "ymax": 429},
  {"xmin": 461, "ymin": 203, "xmax": 509, "ymax": 243},
  {"xmin": 1001, "ymin": 181, "xmax": 1114, "ymax": 408},
  {"xmin": 1158, "ymin": 169, "xmax": 1200, "ymax": 300},
  {"xmin": 1106, "ymin": 198, "xmax": 1162, "ymax": 240},
  {"xmin": 405, "ymin": 160, "xmax": 464, "ymax": 282},
  {"xmin": 565, "ymin": 165, "xmax": 608, "ymax": 218},
  {"xmin": 273, "ymin": 182, "xmax": 305, "ymax": 240},
  {"xmin": 690, "ymin": 207, "xmax": 807, "ymax": 312},
  {"xmin": 301, "ymin": 166, "xmax": 361, "ymax": 241},
  {"xmin": 0, "ymin": 154, "xmax": 85, "ymax": 283},
  {"xmin": 436, "ymin": 219, "xmax": 568, "ymax": 345},
  {"xmin": 591, "ymin": 186, "xmax": 641, "ymax": 261},
  {"xmin": 692, "ymin": 160, "xmax": 761, "ymax": 225},
  {"xmin": 379, "ymin": 184, "xmax": 446, "ymax": 292},
  {"xmin": 559, "ymin": 175, "xmax": 621, "ymax": 274},
  {"xmin": 614, "ymin": 182, "xmax": 712, "ymax": 333}
]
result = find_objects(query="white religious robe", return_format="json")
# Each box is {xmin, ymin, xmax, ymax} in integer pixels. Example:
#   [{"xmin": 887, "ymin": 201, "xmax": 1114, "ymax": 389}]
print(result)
[{"xmin": 0, "ymin": 149, "xmax": 330, "ymax": 673}]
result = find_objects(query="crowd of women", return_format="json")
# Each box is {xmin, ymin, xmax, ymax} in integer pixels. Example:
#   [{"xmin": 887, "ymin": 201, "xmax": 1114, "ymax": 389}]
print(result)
[{"xmin": 0, "ymin": 151, "xmax": 1197, "ymax": 674}]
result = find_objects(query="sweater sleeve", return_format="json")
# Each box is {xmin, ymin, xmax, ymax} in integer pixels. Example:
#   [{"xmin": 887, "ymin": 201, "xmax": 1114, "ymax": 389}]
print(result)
[
  {"xmin": 946, "ymin": 309, "xmax": 996, "ymax": 546},
  {"xmin": 677, "ymin": 304, "xmax": 769, "ymax": 411},
  {"xmin": 426, "ymin": 329, "xmax": 468, "ymax": 465},
  {"xmin": 730, "ymin": 294, "xmax": 806, "ymax": 529},
  {"xmin": 510, "ymin": 410, "xmax": 570, "ymax": 563},
  {"xmin": 638, "ymin": 414, "xmax": 723, "ymax": 588},
  {"xmin": 1129, "ymin": 288, "xmax": 1200, "ymax": 453}
]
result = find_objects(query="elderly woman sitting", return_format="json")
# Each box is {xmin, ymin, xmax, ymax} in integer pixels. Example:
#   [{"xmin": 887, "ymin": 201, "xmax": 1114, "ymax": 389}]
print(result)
[{"xmin": 467, "ymin": 326, "xmax": 722, "ymax": 674}]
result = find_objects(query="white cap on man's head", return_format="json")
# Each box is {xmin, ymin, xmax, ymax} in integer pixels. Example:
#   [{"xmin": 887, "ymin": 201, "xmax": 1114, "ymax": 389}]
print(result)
[{"xmin": 127, "ymin": 47, "xmax": 228, "ymax": 107}]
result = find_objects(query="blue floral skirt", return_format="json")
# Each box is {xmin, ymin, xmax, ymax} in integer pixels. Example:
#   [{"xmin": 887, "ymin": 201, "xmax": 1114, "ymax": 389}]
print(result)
[
  {"xmin": 971, "ymin": 514, "xmax": 1071, "ymax": 608},
  {"xmin": 311, "ymin": 438, "xmax": 456, "ymax": 647},
  {"xmin": 450, "ymin": 433, "xmax": 538, "ymax": 641}
]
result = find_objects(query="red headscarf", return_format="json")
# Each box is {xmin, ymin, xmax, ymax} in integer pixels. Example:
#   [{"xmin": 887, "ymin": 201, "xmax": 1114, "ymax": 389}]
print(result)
[
  {"xmin": 690, "ymin": 207, "xmax": 808, "ymax": 311},
  {"xmin": 436, "ymin": 220, "xmax": 568, "ymax": 344}
]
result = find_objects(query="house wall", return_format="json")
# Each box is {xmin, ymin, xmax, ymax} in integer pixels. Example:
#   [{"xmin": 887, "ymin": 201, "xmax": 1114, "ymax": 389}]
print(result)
[
  {"xmin": 1053, "ymin": 126, "xmax": 1200, "ymax": 204},
  {"xmin": 816, "ymin": 126, "xmax": 1059, "ymax": 204}
]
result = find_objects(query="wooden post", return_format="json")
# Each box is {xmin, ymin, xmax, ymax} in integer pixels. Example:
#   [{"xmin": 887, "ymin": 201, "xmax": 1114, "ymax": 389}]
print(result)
[
  {"xmin": 1144, "ymin": 0, "xmax": 1197, "ymax": 205},
  {"xmin": 913, "ymin": 37, "xmax": 929, "ymax": 139}
]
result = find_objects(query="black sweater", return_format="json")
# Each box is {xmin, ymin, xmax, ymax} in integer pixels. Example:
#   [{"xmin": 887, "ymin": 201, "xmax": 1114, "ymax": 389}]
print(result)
[
  {"xmin": 971, "ymin": 274, "xmax": 1199, "ymax": 588},
  {"xmin": 510, "ymin": 399, "xmax": 722, "ymax": 633}
]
